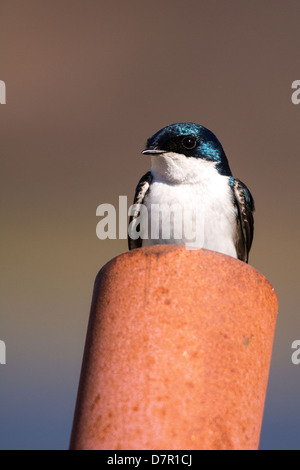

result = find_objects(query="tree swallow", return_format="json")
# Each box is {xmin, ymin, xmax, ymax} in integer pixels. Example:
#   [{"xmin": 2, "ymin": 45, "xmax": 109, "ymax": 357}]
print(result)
[{"xmin": 128, "ymin": 122, "xmax": 254, "ymax": 263}]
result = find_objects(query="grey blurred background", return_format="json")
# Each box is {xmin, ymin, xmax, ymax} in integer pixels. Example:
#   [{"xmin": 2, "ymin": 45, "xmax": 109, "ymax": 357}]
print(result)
[{"xmin": 0, "ymin": 0, "xmax": 299, "ymax": 449}]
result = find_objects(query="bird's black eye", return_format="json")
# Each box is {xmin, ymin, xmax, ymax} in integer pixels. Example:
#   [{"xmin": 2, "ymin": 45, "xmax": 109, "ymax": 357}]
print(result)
[{"xmin": 182, "ymin": 136, "xmax": 197, "ymax": 149}]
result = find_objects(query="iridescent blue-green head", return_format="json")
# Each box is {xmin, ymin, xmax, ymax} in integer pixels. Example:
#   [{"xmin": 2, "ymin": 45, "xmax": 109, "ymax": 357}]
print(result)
[{"xmin": 142, "ymin": 122, "xmax": 232, "ymax": 177}]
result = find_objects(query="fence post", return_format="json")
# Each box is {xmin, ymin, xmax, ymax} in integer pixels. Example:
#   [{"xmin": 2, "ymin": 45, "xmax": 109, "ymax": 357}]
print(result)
[{"xmin": 70, "ymin": 246, "xmax": 278, "ymax": 450}]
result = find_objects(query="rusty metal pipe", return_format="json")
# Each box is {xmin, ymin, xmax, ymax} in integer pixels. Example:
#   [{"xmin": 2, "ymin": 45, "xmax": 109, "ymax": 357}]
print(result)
[{"xmin": 70, "ymin": 246, "xmax": 278, "ymax": 450}]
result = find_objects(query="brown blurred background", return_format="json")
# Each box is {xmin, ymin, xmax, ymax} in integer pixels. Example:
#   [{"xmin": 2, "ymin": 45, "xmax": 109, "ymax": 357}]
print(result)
[{"xmin": 0, "ymin": 0, "xmax": 299, "ymax": 449}]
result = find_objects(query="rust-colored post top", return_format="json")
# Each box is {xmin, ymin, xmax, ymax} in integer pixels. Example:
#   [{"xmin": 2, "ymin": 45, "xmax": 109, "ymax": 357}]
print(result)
[{"xmin": 70, "ymin": 246, "xmax": 278, "ymax": 450}]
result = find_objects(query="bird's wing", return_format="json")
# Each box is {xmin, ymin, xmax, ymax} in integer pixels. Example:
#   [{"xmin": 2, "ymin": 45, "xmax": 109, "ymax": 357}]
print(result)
[
  {"xmin": 128, "ymin": 171, "xmax": 153, "ymax": 250},
  {"xmin": 232, "ymin": 178, "xmax": 255, "ymax": 263}
]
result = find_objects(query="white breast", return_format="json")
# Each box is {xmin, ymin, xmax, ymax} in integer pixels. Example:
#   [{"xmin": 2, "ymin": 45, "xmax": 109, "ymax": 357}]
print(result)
[{"xmin": 141, "ymin": 152, "xmax": 238, "ymax": 258}]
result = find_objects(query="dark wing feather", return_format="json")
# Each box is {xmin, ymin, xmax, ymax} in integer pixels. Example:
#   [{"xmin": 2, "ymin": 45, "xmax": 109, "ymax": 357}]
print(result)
[
  {"xmin": 232, "ymin": 179, "xmax": 255, "ymax": 263},
  {"xmin": 128, "ymin": 171, "xmax": 152, "ymax": 250}
]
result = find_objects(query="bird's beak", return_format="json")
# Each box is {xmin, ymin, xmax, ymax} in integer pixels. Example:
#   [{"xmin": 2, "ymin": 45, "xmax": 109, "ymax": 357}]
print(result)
[{"xmin": 142, "ymin": 149, "xmax": 167, "ymax": 155}]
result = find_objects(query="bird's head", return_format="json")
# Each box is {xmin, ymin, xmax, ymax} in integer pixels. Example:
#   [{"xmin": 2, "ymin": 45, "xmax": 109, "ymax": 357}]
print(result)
[{"xmin": 142, "ymin": 122, "xmax": 232, "ymax": 183}]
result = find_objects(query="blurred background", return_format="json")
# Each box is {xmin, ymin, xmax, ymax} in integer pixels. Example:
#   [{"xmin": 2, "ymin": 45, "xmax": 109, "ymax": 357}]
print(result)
[{"xmin": 0, "ymin": 0, "xmax": 299, "ymax": 450}]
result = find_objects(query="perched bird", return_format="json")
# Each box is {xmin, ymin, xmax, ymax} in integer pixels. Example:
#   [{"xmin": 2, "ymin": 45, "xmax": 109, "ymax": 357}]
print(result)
[{"xmin": 128, "ymin": 122, "xmax": 254, "ymax": 263}]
